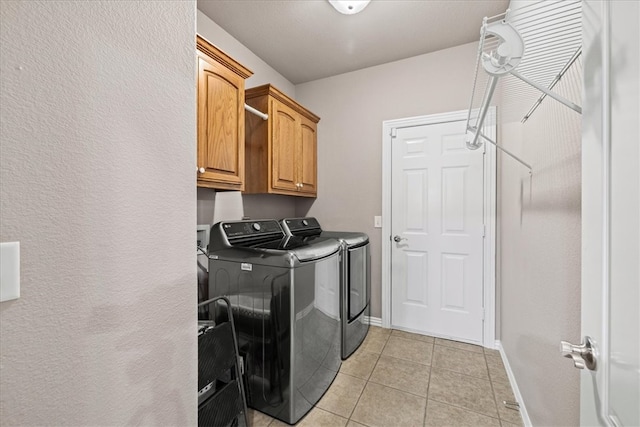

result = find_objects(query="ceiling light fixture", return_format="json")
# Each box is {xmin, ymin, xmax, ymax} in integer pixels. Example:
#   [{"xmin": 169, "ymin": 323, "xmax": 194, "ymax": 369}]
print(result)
[{"xmin": 328, "ymin": 0, "xmax": 371, "ymax": 15}]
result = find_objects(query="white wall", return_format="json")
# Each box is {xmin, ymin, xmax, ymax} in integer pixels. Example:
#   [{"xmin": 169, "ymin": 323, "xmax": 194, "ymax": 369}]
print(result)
[
  {"xmin": 0, "ymin": 2, "xmax": 196, "ymax": 425},
  {"xmin": 497, "ymin": 53, "xmax": 582, "ymax": 427},
  {"xmin": 196, "ymin": 10, "xmax": 298, "ymax": 224},
  {"xmin": 197, "ymin": 10, "xmax": 295, "ymax": 98},
  {"xmin": 295, "ymin": 42, "xmax": 480, "ymax": 318}
]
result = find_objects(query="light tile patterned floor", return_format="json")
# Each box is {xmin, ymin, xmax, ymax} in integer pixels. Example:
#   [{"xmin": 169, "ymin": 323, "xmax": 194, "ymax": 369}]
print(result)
[{"xmin": 247, "ymin": 326, "xmax": 524, "ymax": 427}]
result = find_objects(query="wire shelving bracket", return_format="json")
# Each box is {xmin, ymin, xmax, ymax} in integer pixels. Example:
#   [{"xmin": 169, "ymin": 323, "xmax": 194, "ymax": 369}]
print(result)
[{"xmin": 465, "ymin": 0, "xmax": 583, "ymax": 172}]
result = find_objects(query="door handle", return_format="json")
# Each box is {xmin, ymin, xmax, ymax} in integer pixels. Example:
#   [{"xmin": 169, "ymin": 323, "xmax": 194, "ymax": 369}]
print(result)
[
  {"xmin": 393, "ymin": 235, "xmax": 407, "ymax": 243},
  {"xmin": 560, "ymin": 336, "xmax": 597, "ymax": 371}
]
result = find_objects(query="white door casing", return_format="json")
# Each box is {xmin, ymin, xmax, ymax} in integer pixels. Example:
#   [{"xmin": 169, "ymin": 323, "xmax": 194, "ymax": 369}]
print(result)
[
  {"xmin": 382, "ymin": 108, "xmax": 497, "ymax": 348},
  {"xmin": 580, "ymin": 1, "xmax": 640, "ymax": 425}
]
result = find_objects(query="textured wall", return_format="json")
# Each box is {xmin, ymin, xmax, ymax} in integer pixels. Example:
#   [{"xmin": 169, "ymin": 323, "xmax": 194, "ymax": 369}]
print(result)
[
  {"xmin": 497, "ymin": 54, "xmax": 582, "ymax": 426},
  {"xmin": 0, "ymin": 2, "xmax": 197, "ymax": 425},
  {"xmin": 196, "ymin": 10, "xmax": 297, "ymax": 225},
  {"xmin": 294, "ymin": 42, "xmax": 479, "ymax": 318}
]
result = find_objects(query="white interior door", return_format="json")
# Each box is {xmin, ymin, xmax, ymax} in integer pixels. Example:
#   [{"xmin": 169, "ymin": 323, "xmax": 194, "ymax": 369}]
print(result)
[
  {"xmin": 390, "ymin": 119, "xmax": 485, "ymax": 344},
  {"xmin": 579, "ymin": 1, "xmax": 639, "ymax": 425}
]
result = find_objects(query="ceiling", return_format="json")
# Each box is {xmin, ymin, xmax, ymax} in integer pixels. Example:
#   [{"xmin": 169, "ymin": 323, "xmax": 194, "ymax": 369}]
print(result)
[{"xmin": 197, "ymin": 0, "xmax": 509, "ymax": 85}]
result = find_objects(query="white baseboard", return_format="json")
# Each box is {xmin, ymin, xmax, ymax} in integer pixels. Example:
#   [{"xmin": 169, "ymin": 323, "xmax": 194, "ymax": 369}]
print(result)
[
  {"xmin": 495, "ymin": 340, "xmax": 532, "ymax": 427},
  {"xmin": 365, "ymin": 316, "xmax": 382, "ymax": 327}
]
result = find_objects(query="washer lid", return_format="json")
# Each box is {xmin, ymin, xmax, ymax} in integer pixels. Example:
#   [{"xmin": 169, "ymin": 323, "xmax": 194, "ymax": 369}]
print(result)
[
  {"xmin": 321, "ymin": 231, "xmax": 369, "ymax": 247},
  {"xmin": 217, "ymin": 236, "xmax": 340, "ymax": 264},
  {"xmin": 284, "ymin": 236, "xmax": 341, "ymax": 262},
  {"xmin": 246, "ymin": 235, "xmax": 339, "ymax": 261}
]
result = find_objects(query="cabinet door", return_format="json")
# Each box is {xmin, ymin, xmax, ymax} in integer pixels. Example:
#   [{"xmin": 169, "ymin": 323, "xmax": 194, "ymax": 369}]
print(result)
[
  {"xmin": 298, "ymin": 116, "xmax": 317, "ymax": 196},
  {"xmin": 197, "ymin": 54, "xmax": 244, "ymax": 190},
  {"xmin": 271, "ymin": 99, "xmax": 299, "ymax": 192}
]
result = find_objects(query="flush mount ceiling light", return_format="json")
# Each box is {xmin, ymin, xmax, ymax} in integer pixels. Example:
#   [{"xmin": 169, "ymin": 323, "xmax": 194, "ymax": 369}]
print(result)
[{"xmin": 328, "ymin": 0, "xmax": 371, "ymax": 15}]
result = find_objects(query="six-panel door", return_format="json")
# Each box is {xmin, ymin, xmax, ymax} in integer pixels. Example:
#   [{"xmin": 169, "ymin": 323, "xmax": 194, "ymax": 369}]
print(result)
[{"xmin": 391, "ymin": 120, "xmax": 485, "ymax": 344}]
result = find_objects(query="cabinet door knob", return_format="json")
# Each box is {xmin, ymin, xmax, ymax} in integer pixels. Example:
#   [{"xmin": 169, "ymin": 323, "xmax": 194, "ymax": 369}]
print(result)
[{"xmin": 198, "ymin": 167, "xmax": 205, "ymax": 174}]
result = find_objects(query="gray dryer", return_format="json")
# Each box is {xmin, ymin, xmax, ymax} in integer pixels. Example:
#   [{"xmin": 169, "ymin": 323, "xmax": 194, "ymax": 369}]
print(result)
[{"xmin": 280, "ymin": 217, "xmax": 370, "ymax": 359}]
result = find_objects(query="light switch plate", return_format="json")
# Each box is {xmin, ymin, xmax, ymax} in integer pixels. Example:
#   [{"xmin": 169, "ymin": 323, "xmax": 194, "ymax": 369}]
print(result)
[
  {"xmin": 374, "ymin": 216, "xmax": 382, "ymax": 228},
  {"xmin": 0, "ymin": 241, "xmax": 20, "ymax": 302}
]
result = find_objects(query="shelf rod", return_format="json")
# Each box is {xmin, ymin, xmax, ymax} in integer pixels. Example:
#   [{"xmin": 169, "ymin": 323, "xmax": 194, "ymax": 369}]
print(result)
[
  {"xmin": 524, "ymin": 34, "xmax": 581, "ymax": 49},
  {"xmin": 515, "ymin": 9, "xmax": 581, "ymax": 30},
  {"xmin": 468, "ymin": 74, "xmax": 499, "ymax": 148},
  {"xmin": 244, "ymin": 103, "xmax": 268, "ymax": 120},
  {"xmin": 473, "ymin": 129, "xmax": 533, "ymax": 172},
  {"xmin": 509, "ymin": 0, "xmax": 579, "ymax": 20}
]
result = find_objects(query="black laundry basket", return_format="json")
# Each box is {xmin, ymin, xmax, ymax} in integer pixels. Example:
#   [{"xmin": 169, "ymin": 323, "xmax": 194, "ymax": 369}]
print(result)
[{"xmin": 198, "ymin": 297, "xmax": 248, "ymax": 427}]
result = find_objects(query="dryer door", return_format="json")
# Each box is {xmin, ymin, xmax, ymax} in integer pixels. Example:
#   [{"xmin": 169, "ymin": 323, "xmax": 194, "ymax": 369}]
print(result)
[{"xmin": 348, "ymin": 243, "xmax": 370, "ymax": 321}]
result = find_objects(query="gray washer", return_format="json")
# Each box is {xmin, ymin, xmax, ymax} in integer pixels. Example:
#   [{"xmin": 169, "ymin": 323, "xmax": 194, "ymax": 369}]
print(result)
[{"xmin": 207, "ymin": 219, "xmax": 342, "ymax": 425}]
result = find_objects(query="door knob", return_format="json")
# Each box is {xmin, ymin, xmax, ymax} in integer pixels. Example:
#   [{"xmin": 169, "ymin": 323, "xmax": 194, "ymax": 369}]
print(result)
[
  {"xmin": 393, "ymin": 235, "xmax": 407, "ymax": 243},
  {"xmin": 198, "ymin": 167, "xmax": 205, "ymax": 174},
  {"xmin": 560, "ymin": 336, "xmax": 597, "ymax": 371}
]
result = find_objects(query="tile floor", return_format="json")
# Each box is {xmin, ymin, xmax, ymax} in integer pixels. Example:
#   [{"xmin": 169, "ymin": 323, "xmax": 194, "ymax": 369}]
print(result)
[{"xmin": 247, "ymin": 326, "xmax": 524, "ymax": 427}]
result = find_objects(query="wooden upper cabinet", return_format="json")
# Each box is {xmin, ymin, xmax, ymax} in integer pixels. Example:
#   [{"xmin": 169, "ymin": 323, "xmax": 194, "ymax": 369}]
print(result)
[
  {"xmin": 196, "ymin": 35, "xmax": 253, "ymax": 190},
  {"xmin": 298, "ymin": 115, "xmax": 318, "ymax": 195},
  {"xmin": 245, "ymin": 84, "xmax": 320, "ymax": 198},
  {"xmin": 272, "ymin": 99, "xmax": 299, "ymax": 192}
]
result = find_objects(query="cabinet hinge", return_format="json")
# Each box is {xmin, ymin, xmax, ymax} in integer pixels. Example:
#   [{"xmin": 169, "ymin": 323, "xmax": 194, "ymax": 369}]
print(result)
[
  {"xmin": 482, "ymin": 309, "xmax": 485, "ymax": 321},
  {"xmin": 482, "ymin": 225, "xmax": 486, "ymax": 238},
  {"xmin": 391, "ymin": 128, "xmax": 397, "ymax": 138}
]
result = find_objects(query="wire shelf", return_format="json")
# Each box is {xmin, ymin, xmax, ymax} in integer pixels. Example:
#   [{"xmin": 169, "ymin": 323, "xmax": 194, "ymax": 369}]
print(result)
[{"xmin": 466, "ymin": 0, "xmax": 583, "ymax": 171}]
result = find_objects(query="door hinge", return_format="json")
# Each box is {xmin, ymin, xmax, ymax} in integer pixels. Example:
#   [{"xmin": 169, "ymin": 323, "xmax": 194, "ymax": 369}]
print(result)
[{"xmin": 391, "ymin": 128, "xmax": 397, "ymax": 138}]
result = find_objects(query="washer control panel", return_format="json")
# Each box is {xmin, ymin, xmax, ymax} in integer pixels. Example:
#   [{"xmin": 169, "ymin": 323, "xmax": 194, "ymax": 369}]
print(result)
[{"xmin": 222, "ymin": 220, "xmax": 282, "ymax": 239}]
